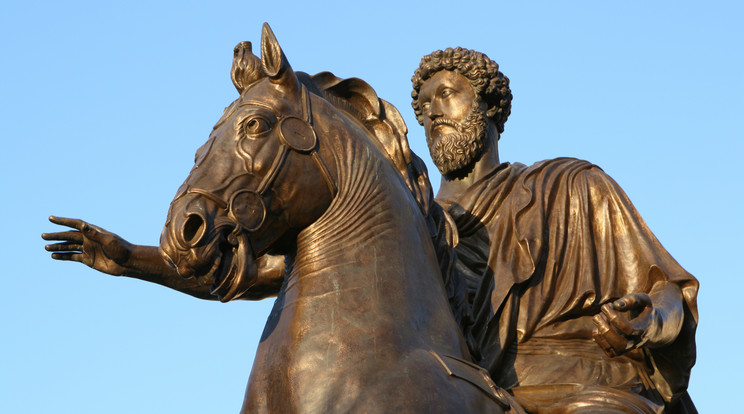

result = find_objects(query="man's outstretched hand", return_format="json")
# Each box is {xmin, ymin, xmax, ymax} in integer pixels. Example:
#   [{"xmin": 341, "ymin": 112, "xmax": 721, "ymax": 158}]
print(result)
[
  {"xmin": 42, "ymin": 216, "xmax": 133, "ymax": 276},
  {"xmin": 43, "ymin": 216, "xmax": 288, "ymax": 301}
]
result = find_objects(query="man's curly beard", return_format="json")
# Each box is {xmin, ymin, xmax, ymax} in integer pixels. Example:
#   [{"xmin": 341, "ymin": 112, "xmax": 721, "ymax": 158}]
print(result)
[{"xmin": 428, "ymin": 102, "xmax": 488, "ymax": 176}]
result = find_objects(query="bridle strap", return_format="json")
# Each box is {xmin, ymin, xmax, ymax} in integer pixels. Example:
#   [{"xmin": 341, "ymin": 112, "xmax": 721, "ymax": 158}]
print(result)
[
  {"xmin": 254, "ymin": 144, "xmax": 289, "ymax": 196},
  {"xmin": 300, "ymin": 85, "xmax": 337, "ymax": 197},
  {"xmin": 254, "ymin": 84, "xmax": 336, "ymax": 200},
  {"xmin": 177, "ymin": 83, "xmax": 337, "ymax": 237},
  {"xmin": 312, "ymin": 151, "xmax": 337, "ymax": 196}
]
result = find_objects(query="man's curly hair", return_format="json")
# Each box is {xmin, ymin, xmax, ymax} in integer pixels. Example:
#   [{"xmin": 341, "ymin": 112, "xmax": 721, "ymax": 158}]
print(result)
[{"xmin": 411, "ymin": 47, "xmax": 512, "ymax": 134}]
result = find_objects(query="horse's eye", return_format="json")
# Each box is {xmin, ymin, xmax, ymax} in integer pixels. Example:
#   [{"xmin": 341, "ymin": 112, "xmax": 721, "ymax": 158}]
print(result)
[{"xmin": 242, "ymin": 116, "xmax": 271, "ymax": 136}]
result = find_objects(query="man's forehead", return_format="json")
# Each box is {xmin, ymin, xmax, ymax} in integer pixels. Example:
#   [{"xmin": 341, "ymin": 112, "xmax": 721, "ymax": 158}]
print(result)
[{"xmin": 421, "ymin": 70, "xmax": 471, "ymax": 95}]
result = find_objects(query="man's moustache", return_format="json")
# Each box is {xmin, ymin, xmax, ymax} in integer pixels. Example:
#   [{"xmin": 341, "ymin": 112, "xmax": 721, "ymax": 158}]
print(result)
[{"xmin": 432, "ymin": 118, "xmax": 463, "ymax": 131}]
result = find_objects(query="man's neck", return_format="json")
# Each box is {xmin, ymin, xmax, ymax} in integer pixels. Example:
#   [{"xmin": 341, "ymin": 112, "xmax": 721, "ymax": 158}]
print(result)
[{"xmin": 436, "ymin": 129, "xmax": 501, "ymax": 203}]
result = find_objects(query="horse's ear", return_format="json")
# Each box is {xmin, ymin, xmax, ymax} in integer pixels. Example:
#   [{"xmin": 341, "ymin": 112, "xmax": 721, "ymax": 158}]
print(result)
[{"xmin": 260, "ymin": 23, "xmax": 296, "ymax": 87}]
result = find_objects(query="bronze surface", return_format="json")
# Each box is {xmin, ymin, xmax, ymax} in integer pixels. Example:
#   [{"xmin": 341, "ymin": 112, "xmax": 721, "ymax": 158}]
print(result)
[{"xmin": 42, "ymin": 24, "xmax": 697, "ymax": 414}]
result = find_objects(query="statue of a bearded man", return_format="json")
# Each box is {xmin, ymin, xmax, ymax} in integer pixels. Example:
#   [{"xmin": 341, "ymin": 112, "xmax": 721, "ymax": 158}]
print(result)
[{"xmin": 411, "ymin": 47, "xmax": 698, "ymax": 413}]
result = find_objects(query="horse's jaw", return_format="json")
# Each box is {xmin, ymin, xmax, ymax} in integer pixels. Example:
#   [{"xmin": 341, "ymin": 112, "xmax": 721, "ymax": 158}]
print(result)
[{"xmin": 158, "ymin": 223, "xmax": 258, "ymax": 303}]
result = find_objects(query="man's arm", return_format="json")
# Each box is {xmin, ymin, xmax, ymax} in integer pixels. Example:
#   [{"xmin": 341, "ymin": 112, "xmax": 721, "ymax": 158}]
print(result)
[{"xmin": 42, "ymin": 216, "xmax": 284, "ymax": 300}]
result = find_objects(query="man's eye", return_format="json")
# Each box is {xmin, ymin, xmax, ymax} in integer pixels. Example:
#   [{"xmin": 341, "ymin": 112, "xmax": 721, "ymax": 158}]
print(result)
[{"xmin": 442, "ymin": 89, "xmax": 453, "ymax": 98}]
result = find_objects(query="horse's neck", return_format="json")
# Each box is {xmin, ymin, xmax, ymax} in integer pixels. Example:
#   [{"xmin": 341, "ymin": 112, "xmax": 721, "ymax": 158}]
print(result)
[
  {"xmin": 283, "ymin": 134, "xmax": 465, "ymax": 356},
  {"xmin": 241, "ymin": 112, "xmax": 469, "ymax": 412},
  {"xmin": 292, "ymin": 107, "xmax": 412, "ymax": 279},
  {"xmin": 293, "ymin": 143, "xmax": 400, "ymax": 277}
]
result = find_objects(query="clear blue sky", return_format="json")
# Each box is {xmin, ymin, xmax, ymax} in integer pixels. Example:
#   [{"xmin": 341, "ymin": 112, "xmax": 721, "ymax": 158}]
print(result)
[{"xmin": 2, "ymin": 1, "xmax": 741, "ymax": 412}]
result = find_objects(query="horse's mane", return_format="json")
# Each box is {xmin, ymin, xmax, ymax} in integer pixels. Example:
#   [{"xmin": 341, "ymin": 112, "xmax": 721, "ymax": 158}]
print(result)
[
  {"xmin": 298, "ymin": 71, "xmax": 432, "ymax": 217},
  {"xmin": 299, "ymin": 71, "xmax": 476, "ymax": 355}
]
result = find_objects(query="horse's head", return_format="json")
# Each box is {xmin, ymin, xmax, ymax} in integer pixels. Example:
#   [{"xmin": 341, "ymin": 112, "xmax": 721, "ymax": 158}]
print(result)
[{"xmin": 159, "ymin": 24, "xmax": 337, "ymax": 301}]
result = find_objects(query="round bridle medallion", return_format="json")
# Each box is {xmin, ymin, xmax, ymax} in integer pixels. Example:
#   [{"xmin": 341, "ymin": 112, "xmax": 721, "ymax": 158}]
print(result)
[
  {"xmin": 228, "ymin": 190, "xmax": 266, "ymax": 233},
  {"xmin": 279, "ymin": 116, "xmax": 317, "ymax": 153}
]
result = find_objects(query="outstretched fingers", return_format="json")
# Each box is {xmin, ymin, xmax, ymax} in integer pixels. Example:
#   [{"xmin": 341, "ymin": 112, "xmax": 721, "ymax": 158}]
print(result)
[
  {"xmin": 42, "ymin": 230, "xmax": 83, "ymax": 243},
  {"xmin": 46, "ymin": 216, "xmax": 104, "ymax": 242},
  {"xmin": 43, "ymin": 217, "xmax": 89, "ymax": 259},
  {"xmin": 42, "ymin": 230, "xmax": 84, "ymax": 256},
  {"xmin": 48, "ymin": 216, "xmax": 87, "ymax": 230},
  {"xmin": 50, "ymin": 252, "xmax": 84, "ymax": 263},
  {"xmin": 45, "ymin": 242, "xmax": 83, "ymax": 252}
]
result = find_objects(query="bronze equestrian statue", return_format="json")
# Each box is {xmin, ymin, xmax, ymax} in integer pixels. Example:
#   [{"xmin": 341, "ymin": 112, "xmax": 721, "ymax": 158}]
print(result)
[
  {"xmin": 43, "ymin": 23, "xmax": 697, "ymax": 413},
  {"xmin": 43, "ymin": 24, "xmax": 522, "ymax": 413}
]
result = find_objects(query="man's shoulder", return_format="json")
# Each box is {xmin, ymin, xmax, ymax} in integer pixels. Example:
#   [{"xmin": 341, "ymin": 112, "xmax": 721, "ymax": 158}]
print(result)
[
  {"xmin": 504, "ymin": 157, "xmax": 620, "ymax": 196},
  {"xmin": 522, "ymin": 157, "xmax": 614, "ymax": 181},
  {"xmin": 524, "ymin": 157, "xmax": 599, "ymax": 174},
  {"xmin": 447, "ymin": 158, "xmax": 612, "ymax": 212},
  {"xmin": 466, "ymin": 158, "xmax": 604, "ymax": 193}
]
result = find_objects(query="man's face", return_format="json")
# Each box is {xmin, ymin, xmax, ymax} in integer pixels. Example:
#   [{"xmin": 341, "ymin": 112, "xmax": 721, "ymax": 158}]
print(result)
[{"xmin": 419, "ymin": 70, "xmax": 487, "ymax": 175}]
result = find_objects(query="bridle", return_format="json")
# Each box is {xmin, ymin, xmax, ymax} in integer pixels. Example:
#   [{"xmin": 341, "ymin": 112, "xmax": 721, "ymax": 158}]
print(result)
[{"xmin": 173, "ymin": 84, "xmax": 337, "ymax": 247}]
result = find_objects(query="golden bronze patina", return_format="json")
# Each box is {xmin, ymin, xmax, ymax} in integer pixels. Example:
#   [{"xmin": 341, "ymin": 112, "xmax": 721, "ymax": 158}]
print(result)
[
  {"xmin": 43, "ymin": 24, "xmax": 697, "ymax": 413},
  {"xmin": 412, "ymin": 47, "xmax": 697, "ymax": 413}
]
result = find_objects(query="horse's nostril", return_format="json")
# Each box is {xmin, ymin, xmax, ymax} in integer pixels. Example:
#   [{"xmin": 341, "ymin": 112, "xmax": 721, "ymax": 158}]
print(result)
[{"xmin": 182, "ymin": 213, "xmax": 205, "ymax": 246}]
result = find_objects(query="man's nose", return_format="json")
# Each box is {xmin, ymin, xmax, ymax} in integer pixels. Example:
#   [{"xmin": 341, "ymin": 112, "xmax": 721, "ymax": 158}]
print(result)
[{"xmin": 427, "ymin": 98, "xmax": 443, "ymax": 120}]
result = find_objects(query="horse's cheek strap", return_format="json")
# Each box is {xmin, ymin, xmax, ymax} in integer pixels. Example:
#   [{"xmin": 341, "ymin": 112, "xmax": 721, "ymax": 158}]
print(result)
[
  {"xmin": 300, "ymin": 85, "xmax": 337, "ymax": 198},
  {"xmin": 312, "ymin": 151, "xmax": 337, "ymax": 196},
  {"xmin": 255, "ymin": 145, "xmax": 289, "ymax": 195}
]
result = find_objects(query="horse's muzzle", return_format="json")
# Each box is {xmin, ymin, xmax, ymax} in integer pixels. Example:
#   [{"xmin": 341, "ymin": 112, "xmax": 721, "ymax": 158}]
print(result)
[
  {"xmin": 160, "ymin": 192, "xmax": 258, "ymax": 301},
  {"xmin": 160, "ymin": 193, "xmax": 234, "ymax": 279}
]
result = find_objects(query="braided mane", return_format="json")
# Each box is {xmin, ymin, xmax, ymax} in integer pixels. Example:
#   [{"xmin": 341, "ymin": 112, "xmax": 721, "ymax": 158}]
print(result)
[{"xmin": 299, "ymin": 71, "xmax": 433, "ymax": 217}]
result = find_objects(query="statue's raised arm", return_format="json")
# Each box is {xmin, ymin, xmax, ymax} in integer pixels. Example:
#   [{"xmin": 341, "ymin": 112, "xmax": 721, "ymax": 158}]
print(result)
[
  {"xmin": 43, "ymin": 216, "xmax": 139, "ymax": 277},
  {"xmin": 42, "ymin": 215, "xmax": 285, "ymax": 300}
]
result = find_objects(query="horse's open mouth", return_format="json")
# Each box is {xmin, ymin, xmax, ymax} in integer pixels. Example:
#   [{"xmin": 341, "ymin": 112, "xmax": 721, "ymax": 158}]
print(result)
[
  {"xmin": 209, "ymin": 241, "xmax": 233, "ymax": 295},
  {"xmin": 209, "ymin": 231, "xmax": 256, "ymax": 302}
]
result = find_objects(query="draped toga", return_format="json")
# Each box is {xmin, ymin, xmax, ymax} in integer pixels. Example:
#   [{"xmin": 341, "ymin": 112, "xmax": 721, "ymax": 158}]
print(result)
[{"xmin": 438, "ymin": 158, "xmax": 698, "ymax": 413}]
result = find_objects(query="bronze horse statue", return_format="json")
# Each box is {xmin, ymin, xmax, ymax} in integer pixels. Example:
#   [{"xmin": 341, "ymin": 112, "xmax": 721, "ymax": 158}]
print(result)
[
  {"xmin": 45, "ymin": 24, "xmax": 524, "ymax": 413},
  {"xmin": 159, "ymin": 25, "xmax": 523, "ymax": 413}
]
